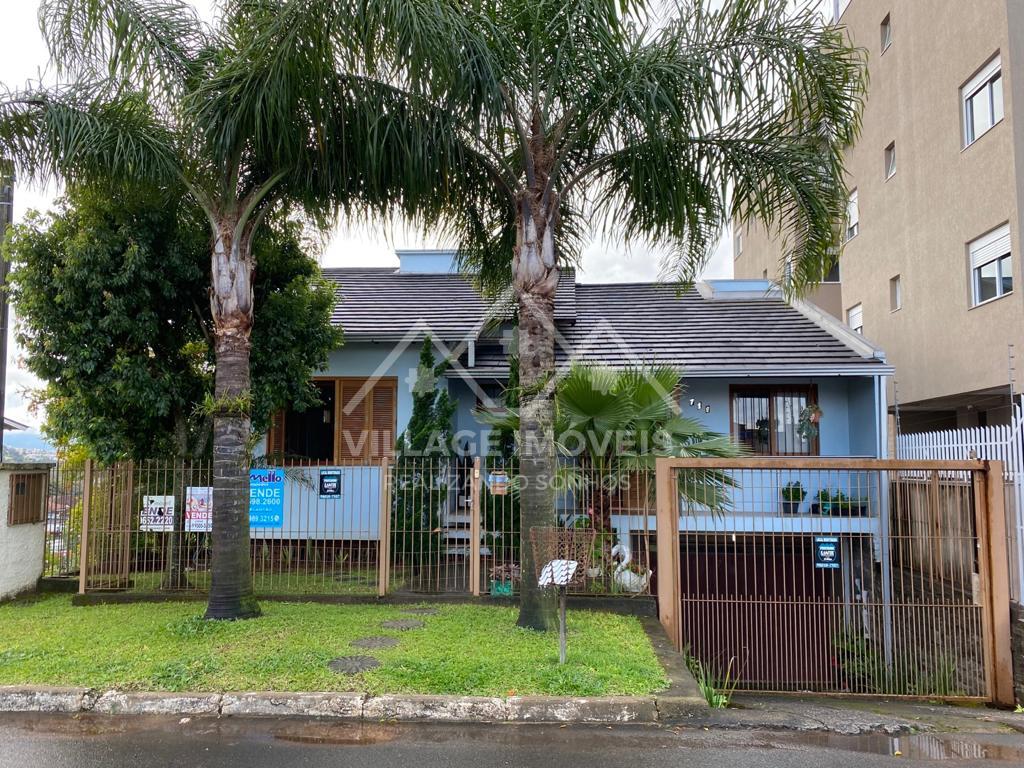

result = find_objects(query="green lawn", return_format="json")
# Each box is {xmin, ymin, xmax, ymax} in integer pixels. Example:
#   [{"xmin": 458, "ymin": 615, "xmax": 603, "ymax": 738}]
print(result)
[{"xmin": 0, "ymin": 595, "xmax": 666, "ymax": 696}]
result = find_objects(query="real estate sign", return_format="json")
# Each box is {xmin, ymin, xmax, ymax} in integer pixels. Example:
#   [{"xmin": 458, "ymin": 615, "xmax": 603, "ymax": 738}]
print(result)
[
  {"xmin": 185, "ymin": 486, "xmax": 213, "ymax": 533},
  {"xmin": 249, "ymin": 468, "xmax": 284, "ymax": 529},
  {"xmin": 814, "ymin": 536, "xmax": 840, "ymax": 570},
  {"xmin": 140, "ymin": 495, "xmax": 175, "ymax": 532}
]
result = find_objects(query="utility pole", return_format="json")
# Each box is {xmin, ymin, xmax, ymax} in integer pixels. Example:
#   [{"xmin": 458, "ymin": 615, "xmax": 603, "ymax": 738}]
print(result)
[{"xmin": 0, "ymin": 161, "xmax": 12, "ymax": 462}]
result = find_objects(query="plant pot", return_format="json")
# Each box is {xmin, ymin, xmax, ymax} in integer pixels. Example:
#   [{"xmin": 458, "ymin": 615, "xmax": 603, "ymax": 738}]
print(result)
[
  {"xmin": 811, "ymin": 502, "xmax": 832, "ymax": 516},
  {"xmin": 586, "ymin": 566, "xmax": 603, "ymax": 579},
  {"xmin": 489, "ymin": 579, "xmax": 513, "ymax": 597},
  {"xmin": 780, "ymin": 500, "xmax": 803, "ymax": 516}
]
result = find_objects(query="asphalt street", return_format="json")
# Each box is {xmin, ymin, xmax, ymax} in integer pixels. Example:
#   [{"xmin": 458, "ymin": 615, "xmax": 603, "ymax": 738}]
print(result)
[{"xmin": 2, "ymin": 713, "xmax": 1024, "ymax": 767}]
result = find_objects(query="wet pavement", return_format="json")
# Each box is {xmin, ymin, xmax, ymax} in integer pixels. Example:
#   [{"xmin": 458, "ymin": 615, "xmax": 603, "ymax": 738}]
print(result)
[{"xmin": 2, "ymin": 713, "xmax": 1024, "ymax": 767}]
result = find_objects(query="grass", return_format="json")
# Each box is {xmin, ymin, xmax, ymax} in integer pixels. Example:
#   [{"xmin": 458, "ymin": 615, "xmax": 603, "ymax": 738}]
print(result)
[
  {"xmin": 127, "ymin": 569, "xmax": 380, "ymax": 596},
  {"xmin": 0, "ymin": 595, "xmax": 666, "ymax": 697}
]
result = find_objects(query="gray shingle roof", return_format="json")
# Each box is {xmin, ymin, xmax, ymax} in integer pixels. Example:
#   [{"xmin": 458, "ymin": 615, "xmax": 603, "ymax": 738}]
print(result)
[
  {"xmin": 322, "ymin": 268, "xmax": 576, "ymax": 341},
  {"xmin": 467, "ymin": 283, "xmax": 890, "ymax": 377},
  {"xmin": 321, "ymin": 269, "xmax": 890, "ymax": 377}
]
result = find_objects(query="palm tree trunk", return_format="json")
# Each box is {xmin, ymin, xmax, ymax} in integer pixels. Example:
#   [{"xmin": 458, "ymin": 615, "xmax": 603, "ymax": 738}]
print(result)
[
  {"xmin": 205, "ymin": 216, "xmax": 260, "ymax": 620},
  {"xmin": 514, "ymin": 203, "xmax": 560, "ymax": 631}
]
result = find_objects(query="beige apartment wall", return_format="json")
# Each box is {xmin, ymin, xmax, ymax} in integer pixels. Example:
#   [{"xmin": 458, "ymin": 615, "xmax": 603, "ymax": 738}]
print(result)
[{"xmin": 735, "ymin": 0, "xmax": 1024, "ymax": 409}]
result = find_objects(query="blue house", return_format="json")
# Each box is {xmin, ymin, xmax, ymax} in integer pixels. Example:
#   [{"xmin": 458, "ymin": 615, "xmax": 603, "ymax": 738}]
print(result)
[
  {"xmin": 253, "ymin": 250, "xmax": 893, "ymax": 548},
  {"xmin": 263, "ymin": 249, "xmax": 892, "ymax": 463}
]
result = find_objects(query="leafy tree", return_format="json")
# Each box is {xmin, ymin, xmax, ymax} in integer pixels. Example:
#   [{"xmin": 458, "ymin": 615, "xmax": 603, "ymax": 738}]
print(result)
[
  {"xmin": 5, "ymin": 185, "xmax": 340, "ymax": 462},
  {"xmin": 0, "ymin": 0, "xmax": 447, "ymax": 618},
  {"xmin": 304, "ymin": 0, "xmax": 862, "ymax": 628}
]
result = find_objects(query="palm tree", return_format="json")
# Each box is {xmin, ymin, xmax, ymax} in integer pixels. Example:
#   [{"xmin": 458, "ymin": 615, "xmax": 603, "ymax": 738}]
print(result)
[
  {"xmin": 0, "ymin": 0, "xmax": 448, "ymax": 619},
  {"xmin": 322, "ymin": 0, "xmax": 864, "ymax": 629},
  {"xmin": 481, "ymin": 364, "xmax": 741, "ymax": 534}
]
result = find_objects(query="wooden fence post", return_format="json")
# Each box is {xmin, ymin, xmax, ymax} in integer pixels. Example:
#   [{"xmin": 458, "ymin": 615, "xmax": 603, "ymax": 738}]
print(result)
[
  {"xmin": 377, "ymin": 457, "xmax": 391, "ymax": 597},
  {"xmin": 983, "ymin": 461, "xmax": 1014, "ymax": 707},
  {"xmin": 655, "ymin": 457, "xmax": 681, "ymax": 651},
  {"xmin": 470, "ymin": 457, "xmax": 482, "ymax": 597},
  {"xmin": 78, "ymin": 459, "xmax": 93, "ymax": 595}
]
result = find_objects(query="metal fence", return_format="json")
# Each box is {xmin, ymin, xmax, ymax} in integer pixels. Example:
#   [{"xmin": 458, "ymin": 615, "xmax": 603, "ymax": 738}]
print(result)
[
  {"xmin": 44, "ymin": 457, "xmax": 656, "ymax": 600},
  {"xmin": 655, "ymin": 458, "xmax": 1014, "ymax": 706}
]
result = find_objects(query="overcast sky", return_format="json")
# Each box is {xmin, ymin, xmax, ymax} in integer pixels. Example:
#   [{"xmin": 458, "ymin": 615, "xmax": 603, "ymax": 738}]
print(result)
[{"xmin": 0, "ymin": 0, "xmax": 734, "ymax": 430}]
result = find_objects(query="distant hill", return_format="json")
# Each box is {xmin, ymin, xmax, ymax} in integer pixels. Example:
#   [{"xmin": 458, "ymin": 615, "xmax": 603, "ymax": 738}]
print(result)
[{"xmin": 3, "ymin": 431, "xmax": 57, "ymax": 462}]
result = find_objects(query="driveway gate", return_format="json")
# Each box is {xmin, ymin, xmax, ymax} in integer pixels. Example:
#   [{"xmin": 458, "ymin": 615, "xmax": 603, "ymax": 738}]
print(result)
[{"xmin": 654, "ymin": 458, "xmax": 1014, "ymax": 706}]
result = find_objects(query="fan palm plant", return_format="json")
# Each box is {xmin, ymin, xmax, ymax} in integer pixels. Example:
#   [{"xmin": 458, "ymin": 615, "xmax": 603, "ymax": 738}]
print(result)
[
  {"xmin": 0, "ymin": 0, "xmax": 453, "ymax": 619},
  {"xmin": 480, "ymin": 363, "xmax": 741, "ymax": 536},
  {"xmin": 266, "ymin": 0, "xmax": 860, "ymax": 628}
]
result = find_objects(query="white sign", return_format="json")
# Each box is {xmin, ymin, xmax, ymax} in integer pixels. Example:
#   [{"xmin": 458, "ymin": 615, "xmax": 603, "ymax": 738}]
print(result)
[
  {"xmin": 140, "ymin": 495, "xmax": 175, "ymax": 532},
  {"xmin": 538, "ymin": 560, "xmax": 578, "ymax": 587},
  {"xmin": 185, "ymin": 486, "xmax": 213, "ymax": 533}
]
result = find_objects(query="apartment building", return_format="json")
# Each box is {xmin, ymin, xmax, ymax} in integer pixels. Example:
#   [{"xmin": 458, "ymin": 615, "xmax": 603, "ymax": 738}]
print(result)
[{"xmin": 734, "ymin": 0, "xmax": 1024, "ymax": 431}]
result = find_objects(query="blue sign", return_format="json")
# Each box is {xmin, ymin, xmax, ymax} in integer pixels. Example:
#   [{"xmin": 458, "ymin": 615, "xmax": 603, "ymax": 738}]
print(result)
[
  {"xmin": 250, "ymin": 468, "xmax": 284, "ymax": 528},
  {"xmin": 814, "ymin": 536, "xmax": 840, "ymax": 570}
]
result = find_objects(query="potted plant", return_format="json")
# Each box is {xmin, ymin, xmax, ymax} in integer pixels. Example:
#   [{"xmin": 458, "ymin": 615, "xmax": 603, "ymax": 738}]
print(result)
[
  {"xmin": 797, "ymin": 404, "xmax": 823, "ymax": 441},
  {"xmin": 780, "ymin": 481, "xmax": 806, "ymax": 515},
  {"xmin": 489, "ymin": 563, "xmax": 520, "ymax": 597},
  {"xmin": 812, "ymin": 488, "xmax": 833, "ymax": 516}
]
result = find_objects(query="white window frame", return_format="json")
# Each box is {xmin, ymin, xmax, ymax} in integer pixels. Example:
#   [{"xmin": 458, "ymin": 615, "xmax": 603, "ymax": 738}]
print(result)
[
  {"xmin": 889, "ymin": 275, "xmax": 901, "ymax": 312},
  {"xmin": 962, "ymin": 56, "xmax": 1004, "ymax": 148},
  {"xmin": 734, "ymin": 229, "xmax": 743, "ymax": 259},
  {"xmin": 969, "ymin": 224, "xmax": 1013, "ymax": 307},
  {"xmin": 847, "ymin": 303, "xmax": 864, "ymax": 334},
  {"xmin": 830, "ymin": 0, "xmax": 852, "ymax": 24},
  {"xmin": 880, "ymin": 14, "xmax": 892, "ymax": 53},
  {"xmin": 845, "ymin": 189, "xmax": 860, "ymax": 241},
  {"xmin": 884, "ymin": 142, "xmax": 896, "ymax": 179}
]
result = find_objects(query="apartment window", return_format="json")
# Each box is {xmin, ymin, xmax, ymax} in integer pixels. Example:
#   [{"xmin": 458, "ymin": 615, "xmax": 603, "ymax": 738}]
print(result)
[
  {"xmin": 884, "ymin": 142, "xmax": 896, "ymax": 179},
  {"xmin": 847, "ymin": 303, "xmax": 864, "ymax": 334},
  {"xmin": 267, "ymin": 377, "xmax": 398, "ymax": 463},
  {"xmin": 880, "ymin": 14, "xmax": 892, "ymax": 52},
  {"xmin": 969, "ymin": 224, "xmax": 1012, "ymax": 306},
  {"xmin": 735, "ymin": 229, "xmax": 743, "ymax": 259},
  {"xmin": 731, "ymin": 386, "xmax": 818, "ymax": 456},
  {"xmin": 830, "ymin": 0, "xmax": 852, "ymax": 24},
  {"xmin": 823, "ymin": 253, "xmax": 841, "ymax": 283},
  {"xmin": 845, "ymin": 190, "xmax": 860, "ymax": 241},
  {"xmin": 889, "ymin": 275, "xmax": 902, "ymax": 311},
  {"xmin": 962, "ymin": 56, "xmax": 1004, "ymax": 147}
]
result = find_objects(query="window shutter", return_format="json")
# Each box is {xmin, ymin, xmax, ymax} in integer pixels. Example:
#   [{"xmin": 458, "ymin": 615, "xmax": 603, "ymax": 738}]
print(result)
[
  {"xmin": 369, "ymin": 382, "xmax": 397, "ymax": 459},
  {"xmin": 847, "ymin": 303, "xmax": 863, "ymax": 332},
  {"xmin": 339, "ymin": 380, "xmax": 369, "ymax": 462},
  {"xmin": 266, "ymin": 410, "xmax": 286, "ymax": 458},
  {"xmin": 970, "ymin": 224, "xmax": 1011, "ymax": 269},
  {"xmin": 847, "ymin": 191, "xmax": 859, "ymax": 228}
]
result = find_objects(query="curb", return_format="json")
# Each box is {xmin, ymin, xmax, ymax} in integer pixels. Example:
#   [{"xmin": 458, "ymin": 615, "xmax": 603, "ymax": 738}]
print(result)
[{"xmin": 0, "ymin": 686, "xmax": 689, "ymax": 724}]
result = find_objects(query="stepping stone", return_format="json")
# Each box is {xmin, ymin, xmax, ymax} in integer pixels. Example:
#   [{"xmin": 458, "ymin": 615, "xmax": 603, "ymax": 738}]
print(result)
[
  {"xmin": 381, "ymin": 619, "xmax": 424, "ymax": 631},
  {"xmin": 328, "ymin": 656, "xmax": 380, "ymax": 675},
  {"xmin": 400, "ymin": 607, "xmax": 438, "ymax": 616},
  {"xmin": 351, "ymin": 636, "xmax": 400, "ymax": 650}
]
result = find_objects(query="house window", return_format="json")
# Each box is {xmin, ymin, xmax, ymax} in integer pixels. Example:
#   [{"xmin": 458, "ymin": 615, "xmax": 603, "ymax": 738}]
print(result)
[
  {"xmin": 845, "ymin": 190, "xmax": 860, "ymax": 241},
  {"xmin": 268, "ymin": 377, "xmax": 397, "ymax": 464},
  {"xmin": 847, "ymin": 303, "xmax": 864, "ymax": 334},
  {"xmin": 880, "ymin": 14, "xmax": 892, "ymax": 52},
  {"xmin": 731, "ymin": 386, "xmax": 818, "ymax": 456},
  {"xmin": 962, "ymin": 56, "xmax": 1003, "ymax": 147},
  {"xmin": 7, "ymin": 473, "xmax": 46, "ymax": 526},
  {"xmin": 889, "ymin": 275, "xmax": 902, "ymax": 311},
  {"xmin": 969, "ymin": 224, "xmax": 1012, "ymax": 306},
  {"xmin": 884, "ymin": 142, "xmax": 896, "ymax": 179},
  {"xmin": 475, "ymin": 379, "xmax": 507, "ymax": 414}
]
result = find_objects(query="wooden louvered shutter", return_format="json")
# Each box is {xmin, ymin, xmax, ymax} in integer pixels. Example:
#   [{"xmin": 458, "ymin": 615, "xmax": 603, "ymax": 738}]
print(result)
[
  {"xmin": 369, "ymin": 381, "xmax": 397, "ymax": 460},
  {"xmin": 338, "ymin": 379, "xmax": 369, "ymax": 462},
  {"xmin": 266, "ymin": 410, "xmax": 286, "ymax": 458}
]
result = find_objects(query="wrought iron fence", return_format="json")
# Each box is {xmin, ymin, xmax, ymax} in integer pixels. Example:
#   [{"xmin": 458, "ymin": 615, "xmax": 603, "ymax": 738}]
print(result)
[{"xmin": 45, "ymin": 456, "xmax": 656, "ymax": 599}]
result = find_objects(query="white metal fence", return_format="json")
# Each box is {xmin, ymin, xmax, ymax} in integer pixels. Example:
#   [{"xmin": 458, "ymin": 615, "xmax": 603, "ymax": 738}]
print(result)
[{"xmin": 897, "ymin": 397, "xmax": 1024, "ymax": 603}]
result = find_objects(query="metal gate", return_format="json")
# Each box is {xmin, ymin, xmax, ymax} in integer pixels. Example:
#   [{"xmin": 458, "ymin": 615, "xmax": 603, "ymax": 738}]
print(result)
[{"xmin": 655, "ymin": 458, "xmax": 1014, "ymax": 706}]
